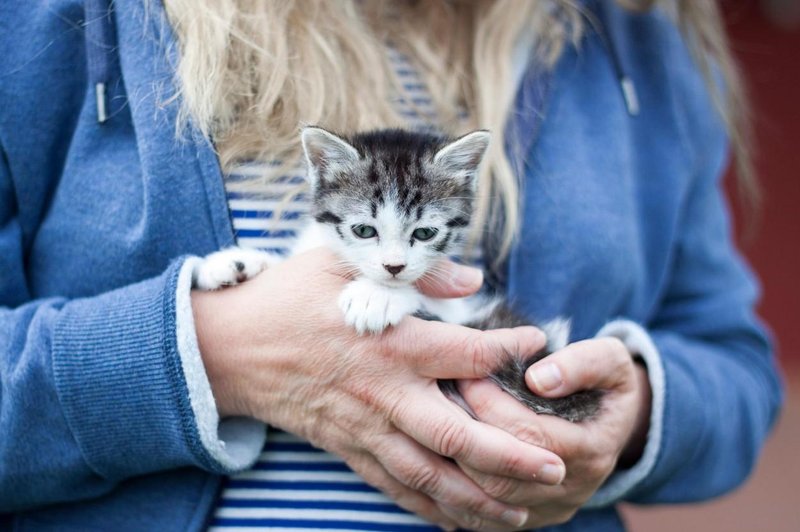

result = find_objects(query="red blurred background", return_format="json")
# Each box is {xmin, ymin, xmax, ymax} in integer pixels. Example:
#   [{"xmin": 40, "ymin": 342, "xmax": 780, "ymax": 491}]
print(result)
[
  {"xmin": 725, "ymin": 0, "xmax": 800, "ymax": 376},
  {"xmin": 622, "ymin": 0, "xmax": 800, "ymax": 529}
]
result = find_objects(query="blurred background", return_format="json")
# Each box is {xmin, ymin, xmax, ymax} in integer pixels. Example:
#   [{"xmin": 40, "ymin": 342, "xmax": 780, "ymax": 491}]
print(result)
[{"xmin": 621, "ymin": 0, "xmax": 800, "ymax": 529}]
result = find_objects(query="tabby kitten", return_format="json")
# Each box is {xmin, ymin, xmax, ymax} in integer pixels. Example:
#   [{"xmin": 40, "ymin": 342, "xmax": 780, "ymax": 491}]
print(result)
[{"xmin": 194, "ymin": 127, "xmax": 601, "ymax": 422}]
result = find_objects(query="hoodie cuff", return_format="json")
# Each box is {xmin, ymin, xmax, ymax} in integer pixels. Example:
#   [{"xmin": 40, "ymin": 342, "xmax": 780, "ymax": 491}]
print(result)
[
  {"xmin": 52, "ymin": 257, "xmax": 264, "ymax": 481},
  {"xmin": 176, "ymin": 257, "xmax": 265, "ymax": 471},
  {"xmin": 585, "ymin": 320, "xmax": 666, "ymax": 508}
]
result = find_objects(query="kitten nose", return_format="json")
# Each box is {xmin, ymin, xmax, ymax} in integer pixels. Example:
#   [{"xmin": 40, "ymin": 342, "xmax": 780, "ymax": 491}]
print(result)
[{"xmin": 383, "ymin": 264, "xmax": 406, "ymax": 276}]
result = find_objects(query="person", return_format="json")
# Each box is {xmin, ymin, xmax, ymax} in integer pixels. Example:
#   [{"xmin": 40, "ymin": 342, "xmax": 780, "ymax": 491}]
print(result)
[{"xmin": 0, "ymin": 0, "xmax": 783, "ymax": 530}]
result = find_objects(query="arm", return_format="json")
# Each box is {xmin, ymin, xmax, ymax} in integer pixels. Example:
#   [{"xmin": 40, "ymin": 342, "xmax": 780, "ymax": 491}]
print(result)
[
  {"xmin": 610, "ymin": 141, "xmax": 782, "ymax": 504},
  {"xmin": 454, "ymin": 119, "xmax": 782, "ymax": 527},
  {"xmin": 192, "ymin": 247, "xmax": 579, "ymax": 531},
  {"xmin": 0, "ymin": 152, "xmax": 264, "ymax": 512},
  {"xmin": 591, "ymin": 91, "xmax": 782, "ymax": 503},
  {"xmin": 454, "ymin": 182, "xmax": 780, "ymax": 526}
]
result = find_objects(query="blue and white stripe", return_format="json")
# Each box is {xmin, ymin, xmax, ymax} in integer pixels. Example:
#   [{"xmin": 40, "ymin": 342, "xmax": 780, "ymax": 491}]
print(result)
[{"xmin": 213, "ymin": 433, "xmax": 436, "ymax": 531}]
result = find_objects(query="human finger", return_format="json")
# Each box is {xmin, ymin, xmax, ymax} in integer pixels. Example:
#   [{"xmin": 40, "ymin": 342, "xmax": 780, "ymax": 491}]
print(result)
[
  {"xmin": 387, "ymin": 320, "xmax": 546, "ymax": 379},
  {"xmin": 415, "ymin": 260, "xmax": 483, "ymax": 298},
  {"xmin": 389, "ymin": 382, "xmax": 565, "ymax": 483},
  {"xmin": 373, "ymin": 432, "xmax": 531, "ymax": 529},
  {"xmin": 526, "ymin": 338, "xmax": 634, "ymax": 398},
  {"xmin": 460, "ymin": 375, "xmax": 624, "ymax": 489},
  {"xmin": 458, "ymin": 379, "xmax": 582, "ymax": 474},
  {"xmin": 438, "ymin": 503, "xmax": 524, "ymax": 532}
]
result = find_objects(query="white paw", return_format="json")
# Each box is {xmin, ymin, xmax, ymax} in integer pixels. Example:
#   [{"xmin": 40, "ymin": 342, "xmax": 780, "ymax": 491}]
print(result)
[
  {"xmin": 338, "ymin": 280, "xmax": 422, "ymax": 335},
  {"xmin": 193, "ymin": 247, "xmax": 279, "ymax": 290}
]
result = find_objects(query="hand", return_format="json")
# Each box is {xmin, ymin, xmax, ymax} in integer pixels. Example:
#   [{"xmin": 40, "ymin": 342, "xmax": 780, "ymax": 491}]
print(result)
[
  {"xmin": 455, "ymin": 337, "xmax": 651, "ymax": 530},
  {"xmin": 192, "ymin": 248, "xmax": 567, "ymax": 530}
]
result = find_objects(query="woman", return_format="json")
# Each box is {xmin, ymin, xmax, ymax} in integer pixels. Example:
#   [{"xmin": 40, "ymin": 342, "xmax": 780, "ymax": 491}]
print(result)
[{"xmin": 0, "ymin": 0, "xmax": 782, "ymax": 530}]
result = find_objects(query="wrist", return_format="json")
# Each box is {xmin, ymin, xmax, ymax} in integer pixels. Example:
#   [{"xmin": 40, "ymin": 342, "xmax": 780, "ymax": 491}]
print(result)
[
  {"xmin": 618, "ymin": 358, "xmax": 651, "ymax": 468},
  {"xmin": 191, "ymin": 288, "xmax": 249, "ymax": 418}
]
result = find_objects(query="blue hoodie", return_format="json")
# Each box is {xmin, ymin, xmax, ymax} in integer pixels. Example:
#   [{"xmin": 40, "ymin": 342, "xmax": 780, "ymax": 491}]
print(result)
[{"xmin": 0, "ymin": 0, "xmax": 783, "ymax": 530}]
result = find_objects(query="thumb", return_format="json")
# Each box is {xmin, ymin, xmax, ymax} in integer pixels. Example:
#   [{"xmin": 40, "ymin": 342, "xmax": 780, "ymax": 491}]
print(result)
[
  {"xmin": 525, "ymin": 338, "xmax": 634, "ymax": 397},
  {"xmin": 415, "ymin": 261, "xmax": 483, "ymax": 298}
]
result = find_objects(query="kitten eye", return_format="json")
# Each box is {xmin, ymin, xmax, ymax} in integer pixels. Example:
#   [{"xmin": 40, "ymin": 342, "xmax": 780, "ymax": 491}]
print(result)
[
  {"xmin": 412, "ymin": 227, "xmax": 438, "ymax": 241},
  {"xmin": 352, "ymin": 224, "xmax": 378, "ymax": 239}
]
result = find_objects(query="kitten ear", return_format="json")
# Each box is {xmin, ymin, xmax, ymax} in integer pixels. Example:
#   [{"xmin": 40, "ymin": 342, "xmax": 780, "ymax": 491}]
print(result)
[
  {"xmin": 301, "ymin": 126, "xmax": 361, "ymax": 188},
  {"xmin": 432, "ymin": 130, "xmax": 491, "ymax": 189}
]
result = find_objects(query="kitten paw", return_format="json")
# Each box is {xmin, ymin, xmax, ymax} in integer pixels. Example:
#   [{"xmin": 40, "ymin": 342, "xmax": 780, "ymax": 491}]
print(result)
[
  {"xmin": 193, "ymin": 247, "xmax": 279, "ymax": 290},
  {"xmin": 338, "ymin": 280, "xmax": 422, "ymax": 334}
]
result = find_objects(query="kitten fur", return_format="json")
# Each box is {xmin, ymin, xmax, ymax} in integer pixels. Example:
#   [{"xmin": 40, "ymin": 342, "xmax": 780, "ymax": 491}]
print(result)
[{"xmin": 194, "ymin": 127, "xmax": 601, "ymax": 422}]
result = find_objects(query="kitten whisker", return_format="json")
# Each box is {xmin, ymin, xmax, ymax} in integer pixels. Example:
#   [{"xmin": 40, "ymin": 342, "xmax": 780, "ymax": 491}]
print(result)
[{"xmin": 326, "ymin": 259, "xmax": 361, "ymax": 279}]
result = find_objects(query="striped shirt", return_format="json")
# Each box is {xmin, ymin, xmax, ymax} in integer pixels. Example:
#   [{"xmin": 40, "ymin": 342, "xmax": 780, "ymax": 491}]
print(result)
[{"xmin": 211, "ymin": 48, "xmax": 449, "ymax": 531}]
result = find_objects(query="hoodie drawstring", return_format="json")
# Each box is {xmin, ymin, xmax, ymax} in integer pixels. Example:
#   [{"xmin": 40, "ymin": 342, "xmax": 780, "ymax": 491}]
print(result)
[
  {"xmin": 84, "ymin": 0, "xmax": 117, "ymax": 124},
  {"xmin": 592, "ymin": 0, "xmax": 640, "ymax": 116}
]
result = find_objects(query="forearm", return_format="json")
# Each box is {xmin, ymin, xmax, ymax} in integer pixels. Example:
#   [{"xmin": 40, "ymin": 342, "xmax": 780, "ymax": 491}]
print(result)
[
  {"xmin": 629, "ymin": 328, "xmax": 781, "ymax": 502},
  {"xmin": 0, "ymin": 258, "xmax": 263, "ymax": 511},
  {"xmin": 588, "ymin": 321, "xmax": 781, "ymax": 506},
  {"xmin": 618, "ymin": 361, "xmax": 652, "ymax": 469},
  {"xmin": 191, "ymin": 285, "xmax": 254, "ymax": 419}
]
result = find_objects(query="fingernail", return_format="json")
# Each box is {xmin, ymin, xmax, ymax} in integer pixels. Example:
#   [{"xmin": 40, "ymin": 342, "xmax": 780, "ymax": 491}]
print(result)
[
  {"xmin": 536, "ymin": 463, "xmax": 566, "ymax": 485},
  {"xmin": 437, "ymin": 522, "xmax": 457, "ymax": 531},
  {"xmin": 528, "ymin": 363, "xmax": 562, "ymax": 392},
  {"xmin": 501, "ymin": 508, "xmax": 529, "ymax": 527},
  {"xmin": 450, "ymin": 264, "xmax": 483, "ymax": 289}
]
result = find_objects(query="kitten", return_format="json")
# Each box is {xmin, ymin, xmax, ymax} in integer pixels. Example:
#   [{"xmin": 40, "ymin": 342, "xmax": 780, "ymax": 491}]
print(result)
[{"xmin": 193, "ymin": 127, "xmax": 601, "ymax": 422}]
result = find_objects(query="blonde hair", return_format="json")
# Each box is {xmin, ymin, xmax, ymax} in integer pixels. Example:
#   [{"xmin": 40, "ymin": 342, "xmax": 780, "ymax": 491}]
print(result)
[{"xmin": 163, "ymin": 0, "xmax": 753, "ymax": 264}]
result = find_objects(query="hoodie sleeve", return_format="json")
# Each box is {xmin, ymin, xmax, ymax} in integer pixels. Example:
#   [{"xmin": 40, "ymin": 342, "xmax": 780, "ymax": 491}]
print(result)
[
  {"xmin": 0, "ymin": 150, "xmax": 264, "ymax": 512},
  {"xmin": 577, "ymin": 0, "xmax": 784, "ymax": 503},
  {"xmin": 625, "ymin": 138, "xmax": 782, "ymax": 503},
  {"xmin": 591, "ymin": 111, "xmax": 782, "ymax": 506}
]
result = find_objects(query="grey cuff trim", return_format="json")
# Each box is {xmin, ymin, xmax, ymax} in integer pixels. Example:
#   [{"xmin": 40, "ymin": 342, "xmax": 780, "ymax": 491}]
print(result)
[
  {"xmin": 175, "ymin": 258, "xmax": 265, "ymax": 471},
  {"xmin": 585, "ymin": 319, "xmax": 665, "ymax": 508}
]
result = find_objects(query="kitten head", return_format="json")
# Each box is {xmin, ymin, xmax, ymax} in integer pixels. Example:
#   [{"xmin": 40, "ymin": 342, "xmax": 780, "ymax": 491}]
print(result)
[{"xmin": 301, "ymin": 126, "xmax": 490, "ymax": 286}]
